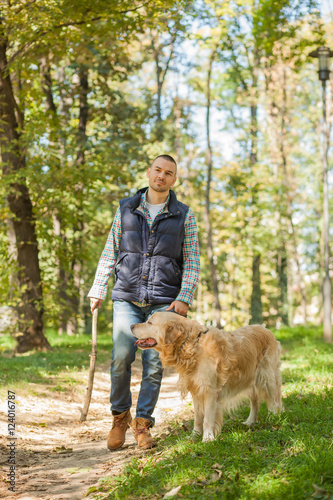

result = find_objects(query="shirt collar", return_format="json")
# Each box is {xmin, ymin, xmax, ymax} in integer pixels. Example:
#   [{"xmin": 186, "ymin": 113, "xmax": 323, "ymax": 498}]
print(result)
[{"xmin": 140, "ymin": 189, "xmax": 170, "ymax": 212}]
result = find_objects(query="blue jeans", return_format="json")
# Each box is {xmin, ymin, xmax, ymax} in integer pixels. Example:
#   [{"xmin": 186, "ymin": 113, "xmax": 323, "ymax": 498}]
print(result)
[{"xmin": 110, "ymin": 300, "xmax": 170, "ymax": 425}]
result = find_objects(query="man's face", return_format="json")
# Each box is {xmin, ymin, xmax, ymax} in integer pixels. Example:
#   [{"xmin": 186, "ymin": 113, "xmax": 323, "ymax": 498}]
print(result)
[{"xmin": 147, "ymin": 158, "xmax": 177, "ymax": 193}]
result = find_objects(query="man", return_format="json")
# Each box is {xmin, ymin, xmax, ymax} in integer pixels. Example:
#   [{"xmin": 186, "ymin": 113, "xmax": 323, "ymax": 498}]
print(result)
[{"xmin": 88, "ymin": 154, "xmax": 200, "ymax": 450}]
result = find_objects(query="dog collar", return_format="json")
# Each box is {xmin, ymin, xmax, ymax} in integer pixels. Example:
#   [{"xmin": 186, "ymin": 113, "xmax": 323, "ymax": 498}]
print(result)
[
  {"xmin": 198, "ymin": 328, "xmax": 209, "ymax": 339},
  {"xmin": 179, "ymin": 328, "xmax": 209, "ymax": 351}
]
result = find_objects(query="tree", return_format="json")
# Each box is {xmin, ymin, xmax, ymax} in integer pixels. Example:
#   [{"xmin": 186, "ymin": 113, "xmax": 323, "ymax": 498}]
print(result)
[
  {"xmin": 0, "ymin": 0, "xmax": 185, "ymax": 350},
  {"xmin": 0, "ymin": 19, "xmax": 50, "ymax": 352}
]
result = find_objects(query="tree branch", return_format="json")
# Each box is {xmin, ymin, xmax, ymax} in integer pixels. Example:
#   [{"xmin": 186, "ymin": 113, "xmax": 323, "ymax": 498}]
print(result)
[
  {"xmin": 7, "ymin": 2, "xmax": 150, "ymax": 65},
  {"xmin": 13, "ymin": 0, "xmax": 37, "ymax": 16}
]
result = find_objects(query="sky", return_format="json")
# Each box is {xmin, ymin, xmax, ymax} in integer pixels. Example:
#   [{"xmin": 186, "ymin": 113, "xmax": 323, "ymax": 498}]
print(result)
[{"xmin": 321, "ymin": 0, "xmax": 333, "ymax": 19}]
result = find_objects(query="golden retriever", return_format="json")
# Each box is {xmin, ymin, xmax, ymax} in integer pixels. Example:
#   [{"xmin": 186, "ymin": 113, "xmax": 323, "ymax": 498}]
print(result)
[{"xmin": 131, "ymin": 312, "xmax": 282, "ymax": 442}]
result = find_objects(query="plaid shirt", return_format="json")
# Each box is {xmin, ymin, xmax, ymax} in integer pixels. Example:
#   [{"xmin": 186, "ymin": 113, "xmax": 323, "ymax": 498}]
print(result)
[{"xmin": 88, "ymin": 190, "xmax": 200, "ymax": 306}]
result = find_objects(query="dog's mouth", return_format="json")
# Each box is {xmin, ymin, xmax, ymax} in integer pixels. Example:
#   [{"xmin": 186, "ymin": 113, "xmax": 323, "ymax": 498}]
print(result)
[{"xmin": 134, "ymin": 338, "xmax": 157, "ymax": 349}]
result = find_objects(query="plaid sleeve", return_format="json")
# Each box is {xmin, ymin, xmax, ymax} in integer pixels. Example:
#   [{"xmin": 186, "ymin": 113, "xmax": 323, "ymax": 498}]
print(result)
[
  {"xmin": 87, "ymin": 207, "xmax": 121, "ymax": 300},
  {"xmin": 176, "ymin": 208, "xmax": 200, "ymax": 306}
]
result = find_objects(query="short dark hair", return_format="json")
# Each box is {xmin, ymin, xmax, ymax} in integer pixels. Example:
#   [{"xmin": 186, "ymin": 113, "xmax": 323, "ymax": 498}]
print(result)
[{"xmin": 152, "ymin": 154, "xmax": 177, "ymax": 171}]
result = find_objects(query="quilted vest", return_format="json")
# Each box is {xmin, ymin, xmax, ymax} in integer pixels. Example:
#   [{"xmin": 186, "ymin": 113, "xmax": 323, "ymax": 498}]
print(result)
[{"xmin": 111, "ymin": 188, "xmax": 189, "ymax": 304}]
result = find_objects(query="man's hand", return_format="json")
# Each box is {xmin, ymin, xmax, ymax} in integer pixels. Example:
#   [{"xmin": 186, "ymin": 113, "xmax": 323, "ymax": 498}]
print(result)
[
  {"xmin": 90, "ymin": 298, "xmax": 103, "ymax": 313},
  {"xmin": 166, "ymin": 300, "xmax": 189, "ymax": 317}
]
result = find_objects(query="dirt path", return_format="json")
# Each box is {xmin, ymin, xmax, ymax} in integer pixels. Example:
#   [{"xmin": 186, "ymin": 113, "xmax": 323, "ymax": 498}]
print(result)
[{"xmin": 0, "ymin": 359, "xmax": 190, "ymax": 499}]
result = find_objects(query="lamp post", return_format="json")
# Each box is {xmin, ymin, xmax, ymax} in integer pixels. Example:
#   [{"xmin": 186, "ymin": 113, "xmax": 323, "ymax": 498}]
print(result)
[{"xmin": 309, "ymin": 46, "xmax": 333, "ymax": 343}]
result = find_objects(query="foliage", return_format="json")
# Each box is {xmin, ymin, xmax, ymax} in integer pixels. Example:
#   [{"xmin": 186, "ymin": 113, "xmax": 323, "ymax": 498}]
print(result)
[{"xmin": 0, "ymin": 0, "xmax": 331, "ymax": 342}]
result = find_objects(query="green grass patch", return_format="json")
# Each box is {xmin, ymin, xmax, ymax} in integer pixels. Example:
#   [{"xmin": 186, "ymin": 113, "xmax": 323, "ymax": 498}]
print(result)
[
  {"xmin": 93, "ymin": 325, "xmax": 333, "ymax": 500},
  {"xmin": 0, "ymin": 329, "xmax": 112, "ymax": 396}
]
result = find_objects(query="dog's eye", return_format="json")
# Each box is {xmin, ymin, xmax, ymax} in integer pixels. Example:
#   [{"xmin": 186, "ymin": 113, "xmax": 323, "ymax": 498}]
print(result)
[{"xmin": 147, "ymin": 320, "xmax": 152, "ymax": 325}]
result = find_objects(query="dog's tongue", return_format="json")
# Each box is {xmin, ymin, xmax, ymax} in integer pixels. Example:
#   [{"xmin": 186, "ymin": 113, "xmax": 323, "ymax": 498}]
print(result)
[{"xmin": 134, "ymin": 338, "xmax": 157, "ymax": 348}]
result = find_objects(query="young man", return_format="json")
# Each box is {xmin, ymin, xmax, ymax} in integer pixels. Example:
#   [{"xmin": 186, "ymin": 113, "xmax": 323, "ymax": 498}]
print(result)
[{"xmin": 88, "ymin": 154, "xmax": 200, "ymax": 450}]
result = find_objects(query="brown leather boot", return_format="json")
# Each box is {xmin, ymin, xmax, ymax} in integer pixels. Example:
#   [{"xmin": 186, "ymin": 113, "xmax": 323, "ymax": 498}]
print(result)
[
  {"xmin": 107, "ymin": 410, "xmax": 132, "ymax": 450},
  {"xmin": 131, "ymin": 417, "xmax": 156, "ymax": 449}
]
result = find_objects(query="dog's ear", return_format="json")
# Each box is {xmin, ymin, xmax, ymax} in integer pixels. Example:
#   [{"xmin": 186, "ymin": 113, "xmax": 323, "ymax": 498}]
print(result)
[
  {"xmin": 189, "ymin": 319, "xmax": 208, "ymax": 336},
  {"xmin": 164, "ymin": 320, "xmax": 186, "ymax": 345}
]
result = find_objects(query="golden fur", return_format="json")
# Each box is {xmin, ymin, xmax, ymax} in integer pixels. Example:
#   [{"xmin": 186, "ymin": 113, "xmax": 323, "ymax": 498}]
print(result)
[{"xmin": 131, "ymin": 312, "xmax": 282, "ymax": 442}]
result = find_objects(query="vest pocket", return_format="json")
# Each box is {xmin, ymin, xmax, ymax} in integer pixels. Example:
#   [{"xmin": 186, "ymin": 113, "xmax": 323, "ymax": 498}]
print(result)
[
  {"xmin": 115, "ymin": 253, "xmax": 128, "ymax": 280},
  {"xmin": 169, "ymin": 259, "xmax": 182, "ymax": 285}
]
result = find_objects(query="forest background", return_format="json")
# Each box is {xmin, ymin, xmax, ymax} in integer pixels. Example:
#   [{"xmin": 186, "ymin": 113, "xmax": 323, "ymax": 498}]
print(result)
[{"xmin": 0, "ymin": 0, "xmax": 333, "ymax": 352}]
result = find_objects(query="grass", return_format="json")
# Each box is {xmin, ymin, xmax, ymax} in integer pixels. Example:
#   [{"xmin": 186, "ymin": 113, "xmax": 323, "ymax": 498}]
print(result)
[
  {"xmin": 1, "ymin": 324, "xmax": 332, "ymax": 499},
  {"xmin": 89, "ymin": 325, "xmax": 333, "ymax": 500},
  {"xmin": 0, "ymin": 329, "xmax": 112, "ymax": 397}
]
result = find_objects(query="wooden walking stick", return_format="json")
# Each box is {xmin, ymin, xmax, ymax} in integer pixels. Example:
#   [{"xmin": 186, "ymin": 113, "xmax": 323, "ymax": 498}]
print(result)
[{"xmin": 80, "ymin": 308, "xmax": 98, "ymax": 421}]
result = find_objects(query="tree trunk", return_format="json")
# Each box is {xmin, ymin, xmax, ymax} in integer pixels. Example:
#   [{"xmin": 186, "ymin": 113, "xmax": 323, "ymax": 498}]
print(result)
[
  {"xmin": 249, "ymin": 96, "xmax": 263, "ymax": 324},
  {"xmin": 40, "ymin": 54, "xmax": 57, "ymax": 114},
  {"xmin": 265, "ymin": 65, "xmax": 307, "ymax": 324},
  {"xmin": 250, "ymin": 253, "xmax": 263, "ymax": 324},
  {"xmin": 203, "ymin": 46, "xmax": 222, "ymax": 328},
  {"xmin": 155, "ymin": 55, "xmax": 163, "ymax": 142},
  {"xmin": 276, "ymin": 67, "xmax": 289, "ymax": 326},
  {"xmin": 151, "ymin": 34, "xmax": 175, "ymax": 142},
  {"xmin": 55, "ymin": 65, "xmax": 72, "ymax": 334},
  {"xmin": 174, "ymin": 95, "xmax": 181, "ymax": 164},
  {"xmin": 0, "ymin": 28, "xmax": 50, "ymax": 352},
  {"xmin": 43, "ymin": 63, "xmax": 86, "ymax": 335},
  {"xmin": 279, "ymin": 68, "xmax": 307, "ymax": 323},
  {"xmin": 69, "ymin": 66, "xmax": 89, "ymax": 335},
  {"xmin": 277, "ymin": 249, "xmax": 289, "ymax": 325},
  {"xmin": 321, "ymin": 80, "xmax": 332, "ymax": 342},
  {"xmin": 55, "ymin": 66, "xmax": 89, "ymax": 335},
  {"xmin": 39, "ymin": 59, "xmax": 69, "ymax": 334}
]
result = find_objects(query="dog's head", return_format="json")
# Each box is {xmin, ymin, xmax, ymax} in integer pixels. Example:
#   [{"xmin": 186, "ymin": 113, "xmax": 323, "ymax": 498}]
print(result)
[{"xmin": 131, "ymin": 312, "xmax": 207, "ymax": 364}]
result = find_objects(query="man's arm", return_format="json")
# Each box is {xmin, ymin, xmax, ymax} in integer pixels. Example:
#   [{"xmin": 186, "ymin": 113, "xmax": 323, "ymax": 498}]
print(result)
[
  {"xmin": 88, "ymin": 207, "xmax": 121, "ymax": 312},
  {"xmin": 166, "ymin": 208, "xmax": 200, "ymax": 316}
]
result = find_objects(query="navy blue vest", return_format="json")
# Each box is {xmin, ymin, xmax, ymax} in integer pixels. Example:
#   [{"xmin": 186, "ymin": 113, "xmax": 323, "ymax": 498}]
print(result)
[{"xmin": 112, "ymin": 188, "xmax": 189, "ymax": 304}]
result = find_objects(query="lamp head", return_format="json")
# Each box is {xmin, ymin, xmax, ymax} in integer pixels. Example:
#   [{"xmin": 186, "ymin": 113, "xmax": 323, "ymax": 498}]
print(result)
[{"xmin": 309, "ymin": 46, "xmax": 333, "ymax": 82}]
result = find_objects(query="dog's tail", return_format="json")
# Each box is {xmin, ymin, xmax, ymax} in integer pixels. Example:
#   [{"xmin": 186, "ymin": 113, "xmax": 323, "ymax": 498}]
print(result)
[{"xmin": 256, "ymin": 340, "xmax": 283, "ymax": 414}]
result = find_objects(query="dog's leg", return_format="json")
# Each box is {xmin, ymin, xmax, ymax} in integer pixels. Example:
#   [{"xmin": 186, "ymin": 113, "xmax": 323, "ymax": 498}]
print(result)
[
  {"xmin": 214, "ymin": 400, "xmax": 224, "ymax": 436},
  {"xmin": 202, "ymin": 393, "xmax": 218, "ymax": 442},
  {"xmin": 266, "ymin": 366, "xmax": 283, "ymax": 414},
  {"xmin": 244, "ymin": 387, "xmax": 259, "ymax": 425},
  {"xmin": 192, "ymin": 396, "xmax": 204, "ymax": 438}
]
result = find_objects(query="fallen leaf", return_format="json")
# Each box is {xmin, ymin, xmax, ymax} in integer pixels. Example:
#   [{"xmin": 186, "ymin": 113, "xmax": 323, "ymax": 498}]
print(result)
[
  {"xmin": 163, "ymin": 485, "xmax": 182, "ymax": 498},
  {"xmin": 210, "ymin": 472, "xmax": 222, "ymax": 483},
  {"xmin": 53, "ymin": 446, "xmax": 73, "ymax": 454},
  {"xmin": 66, "ymin": 467, "xmax": 91, "ymax": 475},
  {"xmin": 67, "ymin": 467, "xmax": 80, "ymax": 474},
  {"xmin": 182, "ymin": 421, "xmax": 192, "ymax": 431},
  {"xmin": 85, "ymin": 486, "xmax": 99, "ymax": 495},
  {"xmin": 312, "ymin": 484, "xmax": 328, "ymax": 496}
]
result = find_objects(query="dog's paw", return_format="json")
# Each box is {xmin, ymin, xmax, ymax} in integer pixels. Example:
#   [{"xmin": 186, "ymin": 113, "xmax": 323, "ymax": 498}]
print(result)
[
  {"xmin": 202, "ymin": 431, "xmax": 215, "ymax": 442},
  {"xmin": 191, "ymin": 430, "xmax": 202, "ymax": 441},
  {"xmin": 242, "ymin": 420, "xmax": 255, "ymax": 426}
]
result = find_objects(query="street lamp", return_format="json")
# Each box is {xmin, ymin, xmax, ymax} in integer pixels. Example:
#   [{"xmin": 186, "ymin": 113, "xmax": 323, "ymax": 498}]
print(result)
[{"xmin": 309, "ymin": 46, "xmax": 333, "ymax": 343}]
